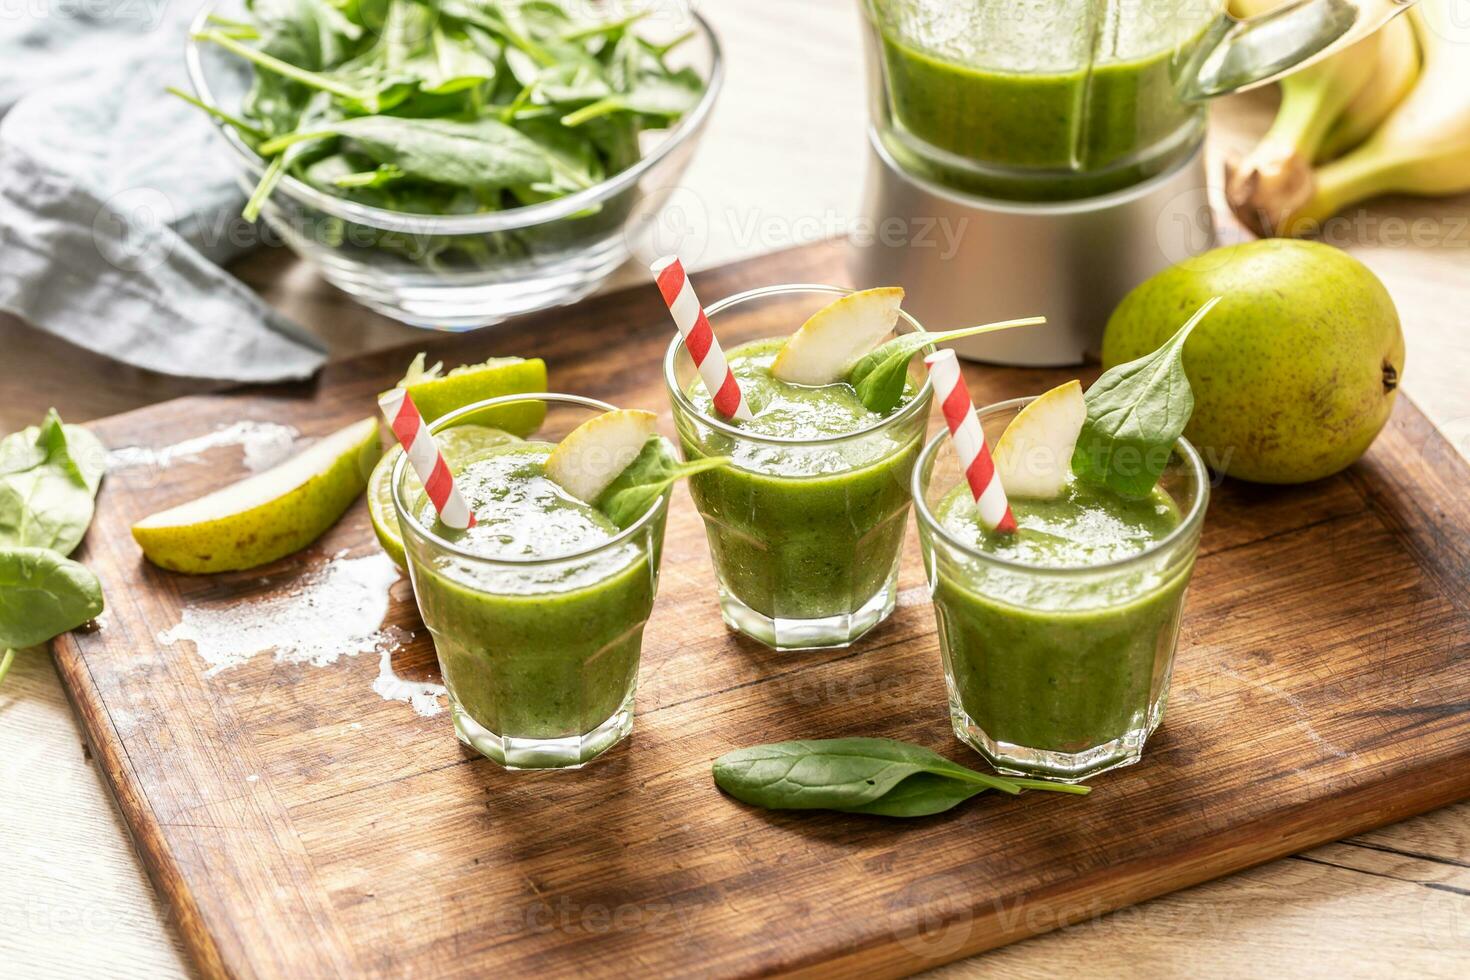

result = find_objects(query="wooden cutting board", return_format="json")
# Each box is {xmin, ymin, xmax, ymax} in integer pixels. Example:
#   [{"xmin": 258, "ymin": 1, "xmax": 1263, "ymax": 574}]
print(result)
[{"xmin": 54, "ymin": 243, "xmax": 1470, "ymax": 978}]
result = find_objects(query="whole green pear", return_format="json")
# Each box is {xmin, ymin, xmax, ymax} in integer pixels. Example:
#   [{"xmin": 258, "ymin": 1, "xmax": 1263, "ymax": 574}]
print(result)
[{"xmin": 1102, "ymin": 240, "xmax": 1404, "ymax": 484}]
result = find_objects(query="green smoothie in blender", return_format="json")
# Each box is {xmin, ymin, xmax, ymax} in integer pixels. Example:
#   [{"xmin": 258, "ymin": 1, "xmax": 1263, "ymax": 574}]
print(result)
[{"xmin": 864, "ymin": 0, "xmax": 1218, "ymax": 200}]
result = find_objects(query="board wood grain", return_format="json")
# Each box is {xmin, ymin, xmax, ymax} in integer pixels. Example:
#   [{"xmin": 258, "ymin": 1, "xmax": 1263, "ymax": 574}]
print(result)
[{"xmin": 52, "ymin": 243, "xmax": 1470, "ymax": 978}]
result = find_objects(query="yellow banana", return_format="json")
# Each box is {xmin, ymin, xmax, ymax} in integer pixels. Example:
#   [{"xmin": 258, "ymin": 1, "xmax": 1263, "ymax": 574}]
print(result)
[
  {"xmin": 1224, "ymin": 32, "xmax": 1381, "ymax": 233},
  {"xmin": 1318, "ymin": 13, "xmax": 1420, "ymax": 159},
  {"xmin": 1277, "ymin": 0, "xmax": 1470, "ymax": 235},
  {"xmin": 1224, "ymin": 0, "xmax": 1405, "ymax": 234}
]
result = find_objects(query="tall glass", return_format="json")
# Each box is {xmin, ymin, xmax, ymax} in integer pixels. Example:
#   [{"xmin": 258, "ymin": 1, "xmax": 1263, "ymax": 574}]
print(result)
[
  {"xmin": 664, "ymin": 284, "xmax": 932, "ymax": 650},
  {"xmin": 392, "ymin": 394, "xmax": 668, "ymax": 770},
  {"xmin": 914, "ymin": 397, "xmax": 1209, "ymax": 781}
]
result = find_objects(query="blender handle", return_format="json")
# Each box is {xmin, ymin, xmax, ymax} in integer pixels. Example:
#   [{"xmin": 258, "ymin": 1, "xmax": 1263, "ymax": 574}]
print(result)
[{"xmin": 1180, "ymin": 0, "xmax": 1419, "ymax": 102}]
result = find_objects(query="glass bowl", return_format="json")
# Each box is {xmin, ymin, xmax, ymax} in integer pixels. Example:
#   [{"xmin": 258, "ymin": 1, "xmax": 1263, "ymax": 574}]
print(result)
[{"xmin": 184, "ymin": 0, "xmax": 722, "ymax": 331}]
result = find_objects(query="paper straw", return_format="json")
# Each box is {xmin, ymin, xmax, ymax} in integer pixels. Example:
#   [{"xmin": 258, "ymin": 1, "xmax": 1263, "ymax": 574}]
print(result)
[
  {"xmin": 651, "ymin": 255, "xmax": 754, "ymax": 422},
  {"xmin": 924, "ymin": 349, "xmax": 1016, "ymax": 534},
  {"xmin": 378, "ymin": 389, "xmax": 476, "ymax": 530}
]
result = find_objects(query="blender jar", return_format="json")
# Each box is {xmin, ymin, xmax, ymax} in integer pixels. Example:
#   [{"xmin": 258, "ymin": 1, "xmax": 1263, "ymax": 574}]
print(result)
[{"xmin": 861, "ymin": 0, "xmax": 1419, "ymax": 202}]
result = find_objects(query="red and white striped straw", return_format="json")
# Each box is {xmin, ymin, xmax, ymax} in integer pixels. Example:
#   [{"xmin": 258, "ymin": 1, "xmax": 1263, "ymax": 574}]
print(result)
[
  {"xmin": 924, "ymin": 349, "xmax": 1016, "ymax": 534},
  {"xmin": 378, "ymin": 389, "xmax": 476, "ymax": 530},
  {"xmin": 651, "ymin": 255, "xmax": 754, "ymax": 422}
]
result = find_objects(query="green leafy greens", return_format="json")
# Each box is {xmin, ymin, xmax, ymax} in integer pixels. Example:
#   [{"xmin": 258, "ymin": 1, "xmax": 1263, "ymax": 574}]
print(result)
[
  {"xmin": 595, "ymin": 436, "xmax": 728, "ymax": 529},
  {"xmin": 0, "ymin": 410, "xmax": 104, "ymax": 555},
  {"xmin": 848, "ymin": 316, "xmax": 1047, "ymax": 414},
  {"xmin": 712, "ymin": 738, "xmax": 1088, "ymax": 818},
  {"xmin": 180, "ymin": 0, "xmax": 707, "ymax": 267},
  {"xmin": 0, "ymin": 548, "xmax": 105, "ymax": 651},
  {"xmin": 0, "ymin": 411, "xmax": 106, "ymax": 687},
  {"xmin": 1071, "ymin": 297, "xmax": 1221, "ymax": 498}
]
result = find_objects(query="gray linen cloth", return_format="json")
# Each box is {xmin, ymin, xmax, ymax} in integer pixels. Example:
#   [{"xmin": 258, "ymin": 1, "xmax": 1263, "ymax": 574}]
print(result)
[{"xmin": 0, "ymin": 1, "xmax": 326, "ymax": 382}]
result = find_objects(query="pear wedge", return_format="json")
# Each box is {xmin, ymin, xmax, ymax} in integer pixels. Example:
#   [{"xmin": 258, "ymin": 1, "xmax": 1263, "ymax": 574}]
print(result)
[
  {"xmin": 545, "ymin": 410, "xmax": 658, "ymax": 503},
  {"xmin": 770, "ymin": 287, "xmax": 904, "ymax": 385},
  {"xmin": 133, "ymin": 417, "xmax": 380, "ymax": 573},
  {"xmin": 993, "ymin": 380, "xmax": 1085, "ymax": 500}
]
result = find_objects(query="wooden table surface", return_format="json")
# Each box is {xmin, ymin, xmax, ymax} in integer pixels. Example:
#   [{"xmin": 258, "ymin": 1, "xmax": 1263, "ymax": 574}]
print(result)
[{"xmin": 1, "ymin": 2, "xmax": 1466, "ymax": 976}]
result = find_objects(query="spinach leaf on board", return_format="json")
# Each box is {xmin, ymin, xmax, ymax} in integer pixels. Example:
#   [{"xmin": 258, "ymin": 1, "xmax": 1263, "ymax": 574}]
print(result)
[
  {"xmin": 848, "ymin": 316, "xmax": 1047, "ymax": 414},
  {"xmin": 0, "ymin": 547, "xmax": 104, "ymax": 651},
  {"xmin": 712, "ymin": 738, "xmax": 1087, "ymax": 817},
  {"xmin": 1071, "ymin": 297, "xmax": 1221, "ymax": 498},
  {"xmin": 595, "ymin": 437, "xmax": 729, "ymax": 529},
  {"xmin": 0, "ymin": 410, "xmax": 103, "ymax": 555},
  {"xmin": 840, "ymin": 772, "xmax": 989, "ymax": 818}
]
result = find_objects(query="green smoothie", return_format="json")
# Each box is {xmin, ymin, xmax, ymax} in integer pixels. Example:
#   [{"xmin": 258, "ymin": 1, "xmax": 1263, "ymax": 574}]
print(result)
[
  {"xmin": 679, "ymin": 338, "xmax": 926, "ymax": 631},
  {"xmin": 931, "ymin": 478, "xmax": 1190, "ymax": 756},
  {"xmin": 867, "ymin": 0, "xmax": 1213, "ymax": 200},
  {"xmin": 407, "ymin": 442, "xmax": 661, "ymax": 747}
]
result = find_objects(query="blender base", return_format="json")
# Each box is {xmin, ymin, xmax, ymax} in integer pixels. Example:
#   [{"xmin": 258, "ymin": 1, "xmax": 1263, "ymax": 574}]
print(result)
[{"xmin": 848, "ymin": 134, "xmax": 1216, "ymax": 366}]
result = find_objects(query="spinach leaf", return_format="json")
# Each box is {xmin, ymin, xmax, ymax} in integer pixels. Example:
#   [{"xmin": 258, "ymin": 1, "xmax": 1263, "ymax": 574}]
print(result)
[
  {"xmin": 848, "ymin": 316, "xmax": 1048, "ymax": 414},
  {"xmin": 261, "ymin": 116, "xmax": 553, "ymax": 189},
  {"xmin": 712, "ymin": 737, "xmax": 1088, "ymax": 817},
  {"xmin": 840, "ymin": 772, "xmax": 989, "ymax": 818},
  {"xmin": 0, "ymin": 411, "xmax": 102, "ymax": 555},
  {"xmin": 250, "ymin": 0, "xmax": 360, "ymax": 70},
  {"xmin": 595, "ymin": 437, "xmax": 729, "ymax": 529},
  {"xmin": 1071, "ymin": 297, "xmax": 1221, "ymax": 498},
  {"xmin": 244, "ymin": 89, "xmax": 337, "ymax": 221},
  {"xmin": 414, "ymin": 25, "xmax": 499, "ymax": 94},
  {"xmin": 561, "ymin": 71, "xmax": 703, "ymax": 126},
  {"xmin": 0, "ymin": 547, "xmax": 104, "ymax": 650},
  {"xmin": 193, "ymin": 30, "xmax": 378, "ymax": 104}
]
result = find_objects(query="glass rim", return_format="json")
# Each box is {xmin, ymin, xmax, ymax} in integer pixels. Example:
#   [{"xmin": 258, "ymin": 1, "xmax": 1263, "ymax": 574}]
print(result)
[
  {"xmin": 184, "ymin": 1, "xmax": 724, "ymax": 234},
  {"xmin": 661, "ymin": 282, "xmax": 934, "ymax": 447},
  {"xmin": 911, "ymin": 395, "xmax": 1210, "ymax": 575},
  {"xmin": 390, "ymin": 392, "xmax": 669, "ymax": 567}
]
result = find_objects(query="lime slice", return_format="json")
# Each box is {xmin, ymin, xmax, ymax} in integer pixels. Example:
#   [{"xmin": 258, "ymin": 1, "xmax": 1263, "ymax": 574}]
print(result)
[
  {"xmin": 389, "ymin": 354, "xmax": 548, "ymax": 435},
  {"xmin": 368, "ymin": 424, "xmax": 522, "ymax": 569}
]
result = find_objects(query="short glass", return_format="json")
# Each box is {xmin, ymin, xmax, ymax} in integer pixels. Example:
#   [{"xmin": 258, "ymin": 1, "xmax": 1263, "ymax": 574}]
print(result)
[
  {"xmin": 913, "ymin": 397, "xmax": 1208, "ymax": 782},
  {"xmin": 664, "ymin": 284, "xmax": 932, "ymax": 650},
  {"xmin": 392, "ymin": 394, "xmax": 668, "ymax": 770}
]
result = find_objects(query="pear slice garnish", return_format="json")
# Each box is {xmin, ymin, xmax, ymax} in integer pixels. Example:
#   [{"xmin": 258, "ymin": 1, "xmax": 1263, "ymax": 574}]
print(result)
[
  {"xmin": 770, "ymin": 287, "xmax": 904, "ymax": 385},
  {"xmin": 544, "ymin": 409, "xmax": 658, "ymax": 503},
  {"xmin": 993, "ymin": 380, "xmax": 1086, "ymax": 500}
]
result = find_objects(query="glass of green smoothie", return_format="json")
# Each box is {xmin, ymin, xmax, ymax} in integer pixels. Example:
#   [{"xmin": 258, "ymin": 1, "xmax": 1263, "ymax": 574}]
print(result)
[
  {"xmin": 913, "ymin": 396, "xmax": 1208, "ymax": 782},
  {"xmin": 392, "ymin": 394, "xmax": 668, "ymax": 770},
  {"xmin": 663, "ymin": 284, "xmax": 932, "ymax": 650}
]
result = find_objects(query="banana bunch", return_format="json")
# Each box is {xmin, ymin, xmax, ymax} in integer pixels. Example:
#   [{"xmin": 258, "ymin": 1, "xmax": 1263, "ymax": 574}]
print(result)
[{"xmin": 1225, "ymin": 0, "xmax": 1470, "ymax": 237}]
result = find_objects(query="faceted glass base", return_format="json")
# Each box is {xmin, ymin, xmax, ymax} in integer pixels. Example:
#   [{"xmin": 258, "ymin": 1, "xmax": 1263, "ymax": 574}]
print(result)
[
  {"xmin": 949, "ymin": 695, "xmax": 1166, "ymax": 785},
  {"xmin": 452, "ymin": 690, "xmax": 635, "ymax": 770},
  {"xmin": 716, "ymin": 566, "xmax": 899, "ymax": 651}
]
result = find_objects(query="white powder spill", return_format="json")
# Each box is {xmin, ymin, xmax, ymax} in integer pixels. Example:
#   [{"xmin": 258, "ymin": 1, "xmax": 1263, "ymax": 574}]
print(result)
[
  {"xmin": 108, "ymin": 421, "xmax": 301, "ymax": 474},
  {"xmin": 372, "ymin": 625, "xmax": 447, "ymax": 717},
  {"xmin": 158, "ymin": 552, "xmax": 400, "ymax": 677},
  {"xmin": 896, "ymin": 584, "xmax": 932, "ymax": 607}
]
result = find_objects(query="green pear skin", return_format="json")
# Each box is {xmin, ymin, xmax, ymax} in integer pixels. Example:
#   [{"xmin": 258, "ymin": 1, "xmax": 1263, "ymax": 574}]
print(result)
[
  {"xmin": 133, "ymin": 418, "xmax": 381, "ymax": 573},
  {"xmin": 1102, "ymin": 240, "xmax": 1404, "ymax": 484}
]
